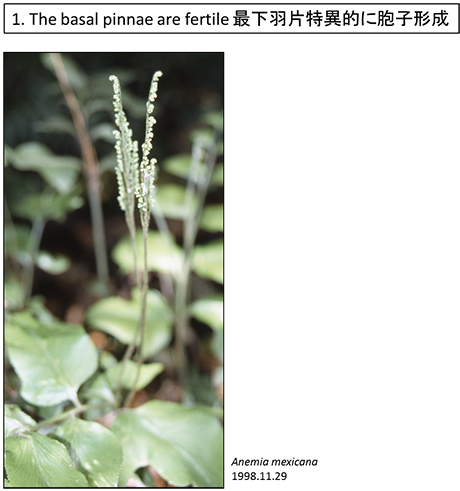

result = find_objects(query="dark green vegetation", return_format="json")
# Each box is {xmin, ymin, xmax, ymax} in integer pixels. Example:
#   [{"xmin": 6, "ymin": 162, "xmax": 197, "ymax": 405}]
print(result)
[{"xmin": 4, "ymin": 52, "xmax": 223, "ymax": 487}]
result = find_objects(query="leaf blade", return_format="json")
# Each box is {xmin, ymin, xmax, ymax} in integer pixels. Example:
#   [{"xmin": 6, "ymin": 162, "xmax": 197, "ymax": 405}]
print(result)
[
  {"xmin": 5, "ymin": 311, "xmax": 98, "ymax": 406},
  {"xmin": 112, "ymin": 400, "xmax": 223, "ymax": 487},
  {"xmin": 9, "ymin": 141, "xmax": 81, "ymax": 194},
  {"xmin": 86, "ymin": 289, "xmax": 173, "ymax": 358},
  {"xmin": 192, "ymin": 239, "xmax": 223, "ymax": 284},
  {"xmin": 5, "ymin": 433, "xmax": 88, "ymax": 487},
  {"xmin": 190, "ymin": 294, "xmax": 223, "ymax": 331},
  {"xmin": 104, "ymin": 360, "xmax": 164, "ymax": 391},
  {"xmin": 54, "ymin": 418, "xmax": 123, "ymax": 487},
  {"xmin": 112, "ymin": 230, "xmax": 182, "ymax": 276}
]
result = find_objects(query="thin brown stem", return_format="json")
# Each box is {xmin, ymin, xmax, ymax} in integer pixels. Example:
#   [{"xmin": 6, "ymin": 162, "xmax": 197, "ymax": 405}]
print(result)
[{"xmin": 50, "ymin": 52, "xmax": 109, "ymax": 292}]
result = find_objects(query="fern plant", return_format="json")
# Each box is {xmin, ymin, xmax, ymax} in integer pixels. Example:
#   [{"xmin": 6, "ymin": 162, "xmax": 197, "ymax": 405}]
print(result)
[
  {"xmin": 5, "ymin": 307, "xmax": 223, "ymax": 486},
  {"xmin": 4, "ymin": 141, "xmax": 84, "ymax": 309},
  {"xmin": 4, "ymin": 70, "xmax": 223, "ymax": 488},
  {"xmin": 109, "ymin": 71, "xmax": 162, "ymax": 407}
]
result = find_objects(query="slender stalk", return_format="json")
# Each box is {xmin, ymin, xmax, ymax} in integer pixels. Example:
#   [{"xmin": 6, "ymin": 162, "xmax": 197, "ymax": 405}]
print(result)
[
  {"xmin": 26, "ymin": 403, "xmax": 110, "ymax": 433},
  {"xmin": 23, "ymin": 216, "xmax": 46, "ymax": 305},
  {"xmin": 50, "ymin": 52, "xmax": 110, "ymax": 292},
  {"xmin": 173, "ymin": 275, "xmax": 189, "ymax": 387},
  {"xmin": 114, "ymin": 238, "xmax": 146, "ymax": 407},
  {"xmin": 138, "ymin": 226, "xmax": 150, "ymax": 365},
  {"xmin": 110, "ymin": 71, "xmax": 162, "ymax": 408},
  {"xmin": 109, "ymin": 73, "xmax": 143, "ymax": 406},
  {"xmin": 173, "ymin": 138, "xmax": 218, "ymax": 386},
  {"xmin": 4, "ymin": 201, "xmax": 19, "ymax": 276},
  {"xmin": 151, "ymin": 205, "xmax": 175, "ymax": 300},
  {"xmin": 125, "ymin": 207, "xmax": 140, "ymax": 288},
  {"xmin": 172, "ymin": 141, "xmax": 203, "ymax": 384},
  {"xmin": 123, "ymin": 225, "xmax": 149, "ymax": 408}
]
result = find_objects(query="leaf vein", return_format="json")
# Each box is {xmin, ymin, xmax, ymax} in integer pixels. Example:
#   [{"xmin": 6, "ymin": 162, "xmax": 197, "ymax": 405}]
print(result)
[{"xmin": 141, "ymin": 419, "xmax": 212, "ymax": 486}]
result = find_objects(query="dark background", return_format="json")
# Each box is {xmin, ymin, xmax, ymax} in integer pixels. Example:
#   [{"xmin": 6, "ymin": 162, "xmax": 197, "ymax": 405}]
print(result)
[
  {"xmin": 4, "ymin": 52, "xmax": 224, "ymax": 317},
  {"xmin": 5, "ymin": 52, "xmax": 223, "ymax": 157}
]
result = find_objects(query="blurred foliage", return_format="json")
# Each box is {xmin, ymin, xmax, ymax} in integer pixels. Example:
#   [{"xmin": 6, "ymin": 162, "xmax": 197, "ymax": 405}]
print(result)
[
  {"xmin": 4, "ymin": 53, "xmax": 223, "ymax": 487},
  {"xmin": 5, "ymin": 52, "xmax": 223, "ymax": 154},
  {"xmin": 86, "ymin": 288, "xmax": 174, "ymax": 359}
]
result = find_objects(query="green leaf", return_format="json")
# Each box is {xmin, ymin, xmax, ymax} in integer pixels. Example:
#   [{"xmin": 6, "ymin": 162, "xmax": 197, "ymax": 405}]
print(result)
[
  {"xmin": 155, "ymin": 183, "xmax": 198, "ymax": 220},
  {"xmin": 9, "ymin": 142, "xmax": 81, "ymax": 193},
  {"xmin": 27, "ymin": 297, "xmax": 58, "ymax": 325},
  {"xmin": 11, "ymin": 188, "xmax": 84, "ymax": 223},
  {"xmin": 5, "ymin": 311, "xmax": 98, "ymax": 406},
  {"xmin": 4, "ymin": 275, "xmax": 25, "ymax": 311},
  {"xmin": 192, "ymin": 239, "xmax": 223, "ymax": 284},
  {"xmin": 86, "ymin": 288, "xmax": 173, "ymax": 358},
  {"xmin": 100, "ymin": 350, "xmax": 118, "ymax": 370},
  {"xmin": 200, "ymin": 204, "xmax": 223, "ymax": 232},
  {"xmin": 190, "ymin": 295, "xmax": 223, "ymax": 331},
  {"xmin": 104, "ymin": 360, "xmax": 164, "ymax": 391},
  {"xmin": 163, "ymin": 153, "xmax": 223, "ymax": 186},
  {"xmin": 212, "ymin": 330, "xmax": 224, "ymax": 363},
  {"xmin": 5, "ymin": 405, "xmax": 36, "ymax": 437},
  {"xmin": 112, "ymin": 400, "xmax": 223, "ymax": 487},
  {"xmin": 82, "ymin": 373, "xmax": 116, "ymax": 406},
  {"xmin": 5, "ymin": 223, "xmax": 31, "ymax": 258},
  {"xmin": 4, "ymin": 415, "xmax": 33, "ymax": 438},
  {"xmin": 5, "ymin": 432, "xmax": 88, "ymax": 487},
  {"xmin": 161, "ymin": 153, "xmax": 192, "ymax": 179},
  {"xmin": 36, "ymin": 251, "xmax": 71, "ymax": 274},
  {"xmin": 162, "ymin": 153, "xmax": 193, "ymax": 179},
  {"xmin": 83, "ymin": 360, "xmax": 162, "ymax": 409},
  {"xmin": 189, "ymin": 128, "xmax": 215, "ymax": 147},
  {"xmin": 211, "ymin": 163, "xmax": 224, "ymax": 186},
  {"xmin": 112, "ymin": 230, "xmax": 182, "ymax": 276},
  {"xmin": 201, "ymin": 111, "xmax": 223, "ymax": 133},
  {"xmin": 5, "ymin": 144, "xmax": 15, "ymax": 167},
  {"xmin": 35, "ymin": 115, "xmax": 77, "ymax": 138},
  {"xmin": 54, "ymin": 418, "xmax": 123, "ymax": 487}
]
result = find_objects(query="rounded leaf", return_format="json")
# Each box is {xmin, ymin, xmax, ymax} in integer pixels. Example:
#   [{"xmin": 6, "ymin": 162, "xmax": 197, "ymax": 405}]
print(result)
[
  {"xmin": 54, "ymin": 418, "xmax": 123, "ymax": 487},
  {"xmin": 104, "ymin": 360, "xmax": 164, "ymax": 391},
  {"xmin": 190, "ymin": 295, "xmax": 223, "ymax": 331},
  {"xmin": 86, "ymin": 288, "xmax": 173, "ymax": 358},
  {"xmin": 112, "ymin": 400, "xmax": 223, "ymax": 487},
  {"xmin": 163, "ymin": 153, "xmax": 223, "ymax": 186},
  {"xmin": 5, "ymin": 432, "xmax": 88, "ymax": 487},
  {"xmin": 200, "ymin": 204, "xmax": 223, "ymax": 232},
  {"xmin": 5, "ymin": 405, "xmax": 36, "ymax": 438},
  {"xmin": 5, "ymin": 311, "xmax": 98, "ymax": 406},
  {"xmin": 9, "ymin": 141, "xmax": 81, "ymax": 193},
  {"xmin": 211, "ymin": 163, "xmax": 224, "ymax": 186},
  {"xmin": 36, "ymin": 251, "xmax": 71, "ymax": 275},
  {"xmin": 11, "ymin": 189, "xmax": 84, "ymax": 223},
  {"xmin": 112, "ymin": 230, "xmax": 182, "ymax": 276},
  {"xmin": 155, "ymin": 183, "xmax": 198, "ymax": 220},
  {"xmin": 192, "ymin": 239, "xmax": 223, "ymax": 284},
  {"xmin": 162, "ymin": 153, "xmax": 194, "ymax": 179}
]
